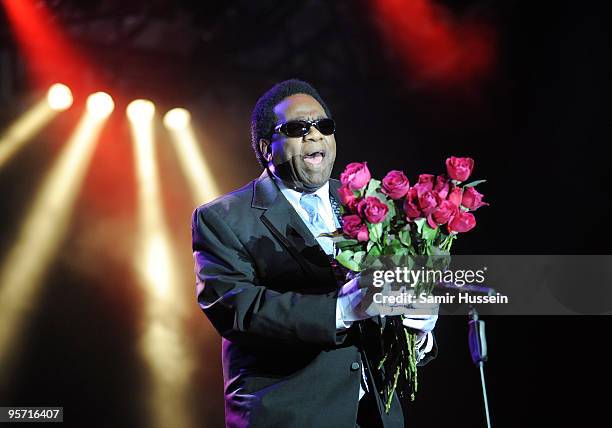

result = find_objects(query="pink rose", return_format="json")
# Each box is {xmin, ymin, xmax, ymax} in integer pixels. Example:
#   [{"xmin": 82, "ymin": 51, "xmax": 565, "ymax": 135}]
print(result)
[
  {"xmin": 337, "ymin": 185, "xmax": 358, "ymax": 211},
  {"xmin": 357, "ymin": 196, "xmax": 389, "ymax": 224},
  {"xmin": 413, "ymin": 174, "xmax": 435, "ymax": 197},
  {"xmin": 447, "ymin": 210, "xmax": 476, "ymax": 233},
  {"xmin": 431, "ymin": 200, "xmax": 458, "ymax": 226},
  {"xmin": 461, "ymin": 187, "xmax": 489, "ymax": 211},
  {"xmin": 434, "ymin": 175, "xmax": 450, "ymax": 200},
  {"xmin": 403, "ymin": 188, "xmax": 422, "ymax": 220},
  {"xmin": 418, "ymin": 174, "xmax": 435, "ymax": 185},
  {"xmin": 418, "ymin": 191, "xmax": 438, "ymax": 216},
  {"xmin": 381, "ymin": 170, "xmax": 410, "ymax": 199},
  {"xmin": 342, "ymin": 214, "xmax": 369, "ymax": 242},
  {"xmin": 340, "ymin": 162, "xmax": 371, "ymax": 191},
  {"xmin": 427, "ymin": 214, "xmax": 438, "ymax": 229},
  {"xmin": 447, "ymin": 186, "xmax": 463, "ymax": 208},
  {"xmin": 445, "ymin": 156, "xmax": 474, "ymax": 182}
]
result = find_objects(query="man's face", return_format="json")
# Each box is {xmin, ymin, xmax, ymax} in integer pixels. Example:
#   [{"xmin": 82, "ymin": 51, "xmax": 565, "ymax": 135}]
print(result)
[{"xmin": 262, "ymin": 94, "xmax": 336, "ymax": 192}]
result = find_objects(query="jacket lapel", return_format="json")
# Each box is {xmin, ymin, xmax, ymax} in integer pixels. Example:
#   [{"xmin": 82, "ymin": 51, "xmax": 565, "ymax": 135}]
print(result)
[
  {"xmin": 328, "ymin": 178, "xmax": 342, "ymax": 226},
  {"xmin": 252, "ymin": 170, "xmax": 337, "ymax": 288}
]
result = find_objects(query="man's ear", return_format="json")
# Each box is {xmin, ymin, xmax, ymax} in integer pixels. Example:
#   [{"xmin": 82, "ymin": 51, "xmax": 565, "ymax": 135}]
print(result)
[{"xmin": 259, "ymin": 138, "xmax": 271, "ymax": 162}]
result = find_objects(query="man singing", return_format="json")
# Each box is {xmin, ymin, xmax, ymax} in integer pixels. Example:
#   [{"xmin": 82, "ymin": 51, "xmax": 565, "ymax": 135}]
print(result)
[{"xmin": 192, "ymin": 79, "xmax": 438, "ymax": 427}]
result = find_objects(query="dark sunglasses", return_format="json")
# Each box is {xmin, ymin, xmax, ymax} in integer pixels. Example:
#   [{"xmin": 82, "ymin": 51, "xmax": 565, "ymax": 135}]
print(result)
[{"xmin": 273, "ymin": 118, "xmax": 336, "ymax": 138}]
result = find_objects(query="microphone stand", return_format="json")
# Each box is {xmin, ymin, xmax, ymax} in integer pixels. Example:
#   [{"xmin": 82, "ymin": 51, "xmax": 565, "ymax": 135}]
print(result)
[
  {"xmin": 468, "ymin": 305, "xmax": 492, "ymax": 428},
  {"xmin": 428, "ymin": 281, "xmax": 496, "ymax": 427}
]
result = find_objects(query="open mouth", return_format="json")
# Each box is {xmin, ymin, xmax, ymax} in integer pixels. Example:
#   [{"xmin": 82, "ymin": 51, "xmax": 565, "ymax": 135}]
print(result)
[{"xmin": 303, "ymin": 150, "xmax": 325, "ymax": 166}]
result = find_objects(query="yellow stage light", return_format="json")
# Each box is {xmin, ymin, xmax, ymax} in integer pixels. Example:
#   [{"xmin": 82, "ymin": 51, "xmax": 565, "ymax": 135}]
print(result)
[
  {"xmin": 129, "ymin": 109, "xmax": 195, "ymax": 428},
  {"xmin": 0, "ymin": 100, "xmax": 55, "ymax": 169},
  {"xmin": 163, "ymin": 108, "xmax": 191, "ymax": 131},
  {"xmin": 127, "ymin": 99, "xmax": 155, "ymax": 123},
  {"xmin": 165, "ymin": 123, "xmax": 220, "ymax": 206},
  {"xmin": 86, "ymin": 92, "xmax": 114, "ymax": 119},
  {"xmin": 0, "ymin": 109, "xmax": 110, "ymax": 386},
  {"xmin": 46, "ymin": 83, "xmax": 73, "ymax": 111}
]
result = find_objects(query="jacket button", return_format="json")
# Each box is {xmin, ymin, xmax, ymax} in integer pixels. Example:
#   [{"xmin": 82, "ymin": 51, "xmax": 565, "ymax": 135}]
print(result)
[{"xmin": 350, "ymin": 362, "xmax": 360, "ymax": 371}]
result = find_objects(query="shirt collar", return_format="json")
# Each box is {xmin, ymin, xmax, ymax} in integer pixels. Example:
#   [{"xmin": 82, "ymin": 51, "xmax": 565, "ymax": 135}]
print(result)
[{"xmin": 272, "ymin": 173, "xmax": 330, "ymax": 204}]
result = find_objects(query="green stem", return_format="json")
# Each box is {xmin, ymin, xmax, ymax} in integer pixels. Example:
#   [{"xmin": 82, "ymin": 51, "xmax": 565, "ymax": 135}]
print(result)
[
  {"xmin": 447, "ymin": 235, "xmax": 456, "ymax": 251},
  {"xmin": 378, "ymin": 354, "xmax": 388, "ymax": 370},
  {"xmin": 385, "ymin": 365, "xmax": 401, "ymax": 413}
]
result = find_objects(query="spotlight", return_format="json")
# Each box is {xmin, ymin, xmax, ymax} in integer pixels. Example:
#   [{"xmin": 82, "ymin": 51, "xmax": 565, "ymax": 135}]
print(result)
[
  {"xmin": 163, "ymin": 108, "xmax": 191, "ymax": 131},
  {"xmin": 46, "ymin": 83, "xmax": 73, "ymax": 111},
  {"xmin": 127, "ymin": 99, "xmax": 155, "ymax": 123},
  {"xmin": 86, "ymin": 92, "xmax": 114, "ymax": 119}
]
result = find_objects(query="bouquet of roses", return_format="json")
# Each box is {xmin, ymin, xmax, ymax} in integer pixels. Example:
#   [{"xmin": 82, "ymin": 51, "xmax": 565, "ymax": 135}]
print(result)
[{"xmin": 333, "ymin": 156, "xmax": 488, "ymax": 411}]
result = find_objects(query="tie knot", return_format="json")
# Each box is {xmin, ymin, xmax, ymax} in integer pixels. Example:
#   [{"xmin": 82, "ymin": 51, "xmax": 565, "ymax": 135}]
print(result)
[
  {"xmin": 299, "ymin": 193, "xmax": 321, "ymax": 223},
  {"xmin": 300, "ymin": 192, "xmax": 319, "ymax": 204}
]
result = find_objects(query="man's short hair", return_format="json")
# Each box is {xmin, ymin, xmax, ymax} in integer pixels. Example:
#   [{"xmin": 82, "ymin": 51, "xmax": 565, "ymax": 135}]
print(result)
[{"xmin": 250, "ymin": 79, "xmax": 332, "ymax": 167}]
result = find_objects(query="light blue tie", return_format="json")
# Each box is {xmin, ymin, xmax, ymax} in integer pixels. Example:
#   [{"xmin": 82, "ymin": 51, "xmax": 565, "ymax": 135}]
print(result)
[{"xmin": 299, "ymin": 193, "xmax": 333, "ymax": 254}]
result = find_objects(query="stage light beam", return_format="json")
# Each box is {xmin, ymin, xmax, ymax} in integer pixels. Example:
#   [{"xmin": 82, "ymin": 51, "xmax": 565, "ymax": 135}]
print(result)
[
  {"xmin": 0, "ymin": 99, "xmax": 55, "ymax": 169},
  {"xmin": 0, "ymin": 107, "xmax": 111, "ymax": 386},
  {"xmin": 129, "ymin": 108, "xmax": 195, "ymax": 428},
  {"xmin": 2, "ymin": 0, "xmax": 89, "ymax": 86},
  {"xmin": 370, "ymin": 0, "xmax": 495, "ymax": 88},
  {"xmin": 164, "ymin": 110, "xmax": 220, "ymax": 205}
]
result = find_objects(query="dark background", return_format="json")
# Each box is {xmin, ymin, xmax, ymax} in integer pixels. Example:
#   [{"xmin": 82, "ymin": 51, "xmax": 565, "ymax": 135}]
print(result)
[{"xmin": 0, "ymin": 0, "xmax": 610, "ymax": 426}]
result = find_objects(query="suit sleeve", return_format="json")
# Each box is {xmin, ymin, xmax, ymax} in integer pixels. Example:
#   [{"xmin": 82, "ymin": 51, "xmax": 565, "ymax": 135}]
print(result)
[{"xmin": 192, "ymin": 206, "xmax": 344, "ymax": 347}]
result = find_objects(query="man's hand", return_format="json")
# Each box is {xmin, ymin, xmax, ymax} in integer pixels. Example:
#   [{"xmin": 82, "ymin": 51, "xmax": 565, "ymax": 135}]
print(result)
[
  {"xmin": 335, "ymin": 272, "xmax": 439, "ymax": 361},
  {"xmin": 337, "ymin": 272, "xmax": 428, "ymax": 322},
  {"xmin": 401, "ymin": 289, "xmax": 439, "ymax": 341}
]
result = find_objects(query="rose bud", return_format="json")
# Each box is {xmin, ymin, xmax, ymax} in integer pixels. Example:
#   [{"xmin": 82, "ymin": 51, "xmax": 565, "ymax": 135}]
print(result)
[
  {"xmin": 418, "ymin": 191, "xmax": 438, "ymax": 216},
  {"xmin": 427, "ymin": 214, "xmax": 437, "ymax": 229},
  {"xmin": 413, "ymin": 174, "xmax": 435, "ymax": 197},
  {"xmin": 431, "ymin": 200, "xmax": 458, "ymax": 225},
  {"xmin": 381, "ymin": 170, "xmax": 410, "ymax": 199},
  {"xmin": 338, "ymin": 185, "xmax": 358, "ymax": 211},
  {"xmin": 342, "ymin": 214, "xmax": 369, "ymax": 242},
  {"xmin": 403, "ymin": 189, "xmax": 422, "ymax": 220},
  {"xmin": 461, "ymin": 187, "xmax": 489, "ymax": 211},
  {"xmin": 447, "ymin": 210, "xmax": 477, "ymax": 233},
  {"xmin": 445, "ymin": 156, "xmax": 475, "ymax": 182},
  {"xmin": 447, "ymin": 186, "xmax": 463, "ymax": 208},
  {"xmin": 357, "ymin": 196, "xmax": 389, "ymax": 224},
  {"xmin": 419, "ymin": 174, "xmax": 435, "ymax": 185},
  {"xmin": 434, "ymin": 175, "xmax": 450, "ymax": 200},
  {"xmin": 340, "ymin": 162, "xmax": 371, "ymax": 191}
]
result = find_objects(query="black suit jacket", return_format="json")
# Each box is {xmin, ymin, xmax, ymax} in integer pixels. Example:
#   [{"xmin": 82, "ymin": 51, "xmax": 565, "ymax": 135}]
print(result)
[{"xmin": 192, "ymin": 169, "xmax": 437, "ymax": 428}]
